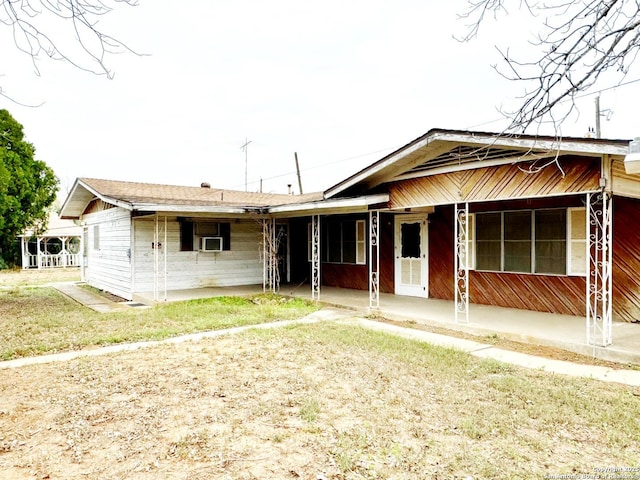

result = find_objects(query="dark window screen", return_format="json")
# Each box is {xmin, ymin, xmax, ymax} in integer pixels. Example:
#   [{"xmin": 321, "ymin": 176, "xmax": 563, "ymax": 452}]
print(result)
[{"xmin": 401, "ymin": 222, "xmax": 421, "ymax": 258}]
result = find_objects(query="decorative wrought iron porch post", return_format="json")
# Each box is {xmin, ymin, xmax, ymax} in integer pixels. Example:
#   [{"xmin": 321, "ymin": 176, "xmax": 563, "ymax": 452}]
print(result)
[
  {"xmin": 262, "ymin": 218, "xmax": 277, "ymax": 293},
  {"xmin": 454, "ymin": 203, "xmax": 470, "ymax": 324},
  {"xmin": 37, "ymin": 237, "xmax": 43, "ymax": 269},
  {"xmin": 270, "ymin": 218, "xmax": 277, "ymax": 293},
  {"xmin": 586, "ymin": 192, "xmax": 613, "ymax": 347},
  {"xmin": 369, "ymin": 210, "xmax": 380, "ymax": 310},
  {"xmin": 311, "ymin": 215, "xmax": 321, "ymax": 301}
]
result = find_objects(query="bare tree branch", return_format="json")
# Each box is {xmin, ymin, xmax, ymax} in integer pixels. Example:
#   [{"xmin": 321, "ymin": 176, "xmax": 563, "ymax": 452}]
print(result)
[
  {"xmin": 458, "ymin": 0, "xmax": 640, "ymax": 133},
  {"xmin": 1, "ymin": 0, "xmax": 142, "ymax": 101}
]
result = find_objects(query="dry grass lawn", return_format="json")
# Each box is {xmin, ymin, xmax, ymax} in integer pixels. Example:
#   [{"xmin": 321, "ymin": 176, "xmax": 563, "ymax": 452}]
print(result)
[
  {"xmin": 1, "ymin": 323, "xmax": 639, "ymax": 480},
  {"xmin": 0, "ymin": 287, "xmax": 318, "ymax": 360},
  {"xmin": 0, "ymin": 268, "xmax": 80, "ymax": 287}
]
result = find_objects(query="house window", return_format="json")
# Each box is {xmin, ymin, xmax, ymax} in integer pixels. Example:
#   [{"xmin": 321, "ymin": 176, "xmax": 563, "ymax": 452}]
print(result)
[
  {"xmin": 356, "ymin": 220, "xmax": 366, "ymax": 264},
  {"xmin": 321, "ymin": 219, "xmax": 366, "ymax": 265},
  {"xmin": 534, "ymin": 210, "xmax": 566, "ymax": 275},
  {"xmin": 476, "ymin": 212, "xmax": 501, "ymax": 271},
  {"xmin": 504, "ymin": 211, "xmax": 532, "ymax": 273},
  {"xmin": 179, "ymin": 219, "xmax": 194, "ymax": 251},
  {"xmin": 475, "ymin": 208, "xmax": 570, "ymax": 275},
  {"xmin": 179, "ymin": 219, "xmax": 230, "ymax": 252},
  {"xmin": 93, "ymin": 225, "xmax": 100, "ymax": 251}
]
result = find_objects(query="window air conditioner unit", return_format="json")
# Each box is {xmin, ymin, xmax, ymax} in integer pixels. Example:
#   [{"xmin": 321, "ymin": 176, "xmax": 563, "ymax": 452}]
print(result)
[{"xmin": 200, "ymin": 236, "xmax": 223, "ymax": 252}]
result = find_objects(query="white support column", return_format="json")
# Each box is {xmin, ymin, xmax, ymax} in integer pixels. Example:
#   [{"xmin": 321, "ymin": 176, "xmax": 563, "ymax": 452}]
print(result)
[
  {"xmin": 61, "ymin": 236, "xmax": 68, "ymax": 268},
  {"xmin": 262, "ymin": 218, "xmax": 278, "ymax": 293},
  {"xmin": 454, "ymin": 203, "xmax": 470, "ymax": 324},
  {"xmin": 586, "ymin": 192, "xmax": 613, "ymax": 347},
  {"xmin": 311, "ymin": 215, "xmax": 321, "ymax": 301},
  {"xmin": 21, "ymin": 237, "xmax": 28, "ymax": 269},
  {"xmin": 163, "ymin": 216, "xmax": 167, "ymax": 302},
  {"xmin": 262, "ymin": 219, "xmax": 268, "ymax": 292},
  {"xmin": 269, "ymin": 218, "xmax": 277, "ymax": 293},
  {"xmin": 272, "ymin": 218, "xmax": 278, "ymax": 293},
  {"xmin": 153, "ymin": 215, "xmax": 159, "ymax": 301},
  {"xmin": 153, "ymin": 215, "xmax": 167, "ymax": 302},
  {"xmin": 37, "ymin": 237, "xmax": 43, "ymax": 269},
  {"xmin": 369, "ymin": 210, "xmax": 380, "ymax": 310}
]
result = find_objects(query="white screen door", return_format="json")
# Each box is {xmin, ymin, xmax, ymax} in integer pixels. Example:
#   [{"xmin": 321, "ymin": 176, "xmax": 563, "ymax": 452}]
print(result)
[{"xmin": 394, "ymin": 215, "xmax": 428, "ymax": 297}]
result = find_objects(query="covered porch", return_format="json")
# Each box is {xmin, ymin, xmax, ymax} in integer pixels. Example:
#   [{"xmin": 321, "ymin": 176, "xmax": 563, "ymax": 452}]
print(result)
[{"xmin": 134, "ymin": 284, "xmax": 640, "ymax": 365}]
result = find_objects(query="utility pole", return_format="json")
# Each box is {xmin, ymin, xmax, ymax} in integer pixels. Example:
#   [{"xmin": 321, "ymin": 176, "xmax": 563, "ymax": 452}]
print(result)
[
  {"xmin": 240, "ymin": 138, "xmax": 252, "ymax": 192},
  {"xmin": 294, "ymin": 152, "xmax": 303, "ymax": 194},
  {"xmin": 595, "ymin": 96, "xmax": 601, "ymax": 139}
]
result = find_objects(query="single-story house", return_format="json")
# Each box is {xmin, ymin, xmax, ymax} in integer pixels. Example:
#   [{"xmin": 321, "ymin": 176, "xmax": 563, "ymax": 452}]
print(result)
[{"xmin": 60, "ymin": 128, "xmax": 640, "ymax": 348}]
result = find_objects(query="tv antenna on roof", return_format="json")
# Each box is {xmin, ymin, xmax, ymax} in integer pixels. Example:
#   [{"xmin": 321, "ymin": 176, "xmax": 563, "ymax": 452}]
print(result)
[{"xmin": 240, "ymin": 138, "xmax": 252, "ymax": 192}]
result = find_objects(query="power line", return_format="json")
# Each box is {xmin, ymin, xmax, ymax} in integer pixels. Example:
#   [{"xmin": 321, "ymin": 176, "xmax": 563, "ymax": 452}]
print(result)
[
  {"xmin": 233, "ymin": 77, "xmax": 640, "ymax": 192},
  {"xmin": 232, "ymin": 145, "xmax": 400, "ymax": 192}
]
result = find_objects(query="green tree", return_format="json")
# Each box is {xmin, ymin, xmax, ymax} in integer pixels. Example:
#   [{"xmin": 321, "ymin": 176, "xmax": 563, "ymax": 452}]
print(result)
[{"xmin": 0, "ymin": 109, "xmax": 58, "ymax": 267}]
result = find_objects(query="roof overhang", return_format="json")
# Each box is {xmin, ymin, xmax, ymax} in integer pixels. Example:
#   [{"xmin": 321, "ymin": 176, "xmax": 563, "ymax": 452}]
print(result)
[
  {"xmin": 136, "ymin": 204, "xmax": 249, "ymax": 215},
  {"xmin": 325, "ymin": 129, "xmax": 630, "ymax": 199},
  {"xmin": 268, "ymin": 193, "xmax": 389, "ymax": 216},
  {"xmin": 59, "ymin": 178, "xmax": 134, "ymax": 219}
]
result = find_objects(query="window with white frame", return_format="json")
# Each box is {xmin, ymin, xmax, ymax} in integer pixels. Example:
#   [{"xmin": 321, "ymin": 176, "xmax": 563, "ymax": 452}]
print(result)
[
  {"xmin": 473, "ymin": 207, "xmax": 585, "ymax": 276},
  {"xmin": 179, "ymin": 219, "xmax": 231, "ymax": 252},
  {"xmin": 93, "ymin": 225, "xmax": 100, "ymax": 251}
]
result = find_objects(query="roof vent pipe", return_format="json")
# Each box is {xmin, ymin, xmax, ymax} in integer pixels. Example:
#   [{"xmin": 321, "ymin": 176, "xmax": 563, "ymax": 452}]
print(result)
[{"xmin": 201, "ymin": 182, "xmax": 211, "ymax": 188}]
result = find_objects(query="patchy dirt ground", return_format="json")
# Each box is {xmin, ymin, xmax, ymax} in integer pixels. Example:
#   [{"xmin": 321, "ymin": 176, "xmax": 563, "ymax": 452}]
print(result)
[{"xmin": 1, "ymin": 323, "xmax": 638, "ymax": 480}]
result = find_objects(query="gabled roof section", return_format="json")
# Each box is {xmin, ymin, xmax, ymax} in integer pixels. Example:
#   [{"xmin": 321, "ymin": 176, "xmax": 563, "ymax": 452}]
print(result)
[
  {"xmin": 20, "ymin": 211, "xmax": 83, "ymax": 237},
  {"xmin": 60, "ymin": 177, "xmax": 324, "ymax": 219},
  {"xmin": 324, "ymin": 128, "xmax": 630, "ymax": 198}
]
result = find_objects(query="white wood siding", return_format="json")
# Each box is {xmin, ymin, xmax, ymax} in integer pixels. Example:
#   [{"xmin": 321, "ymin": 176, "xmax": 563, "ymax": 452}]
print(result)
[
  {"xmin": 83, "ymin": 207, "xmax": 133, "ymax": 299},
  {"xmin": 132, "ymin": 217, "xmax": 263, "ymax": 293}
]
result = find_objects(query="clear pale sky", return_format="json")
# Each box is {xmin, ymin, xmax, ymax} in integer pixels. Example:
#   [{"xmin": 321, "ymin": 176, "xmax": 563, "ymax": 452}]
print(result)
[{"xmin": 1, "ymin": 1, "xmax": 639, "ymax": 197}]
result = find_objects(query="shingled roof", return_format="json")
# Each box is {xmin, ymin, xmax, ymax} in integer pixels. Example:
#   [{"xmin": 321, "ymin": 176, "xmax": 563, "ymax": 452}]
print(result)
[
  {"xmin": 60, "ymin": 177, "xmax": 324, "ymax": 218},
  {"xmin": 81, "ymin": 178, "xmax": 322, "ymax": 206}
]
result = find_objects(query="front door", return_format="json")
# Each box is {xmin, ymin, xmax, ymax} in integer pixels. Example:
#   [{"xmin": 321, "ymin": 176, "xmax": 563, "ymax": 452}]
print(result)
[{"xmin": 394, "ymin": 215, "xmax": 428, "ymax": 297}]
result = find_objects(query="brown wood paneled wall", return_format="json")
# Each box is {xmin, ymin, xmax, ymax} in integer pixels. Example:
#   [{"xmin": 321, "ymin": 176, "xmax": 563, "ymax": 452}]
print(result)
[
  {"xmin": 390, "ymin": 156, "xmax": 601, "ymax": 208},
  {"xmin": 321, "ymin": 263, "xmax": 368, "ymax": 290},
  {"xmin": 379, "ymin": 213, "xmax": 395, "ymax": 294},
  {"xmin": 470, "ymin": 272, "xmax": 585, "ymax": 315},
  {"xmin": 427, "ymin": 204, "xmax": 587, "ymax": 316},
  {"xmin": 612, "ymin": 196, "xmax": 640, "ymax": 322},
  {"xmin": 428, "ymin": 205, "xmax": 455, "ymax": 300}
]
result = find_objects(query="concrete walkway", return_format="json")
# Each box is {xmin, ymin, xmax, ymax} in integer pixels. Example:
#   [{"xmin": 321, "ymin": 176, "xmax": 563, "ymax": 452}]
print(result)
[
  {"xmin": 134, "ymin": 284, "xmax": 640, "ymax": 365},
  {"xmin": 54, "ymin": 283, "xmax": 143, "ymax": 312},
  {"xmin": 0, "ymin": 308, "xmax": 346, "ymax": 370},
  {"xmin": 347, "ymin": 318, "xmax": 640, "ymax": 387},
  {"xmin": 3, "ymin": 288, "xmax": 640, "ymax": 386}
]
